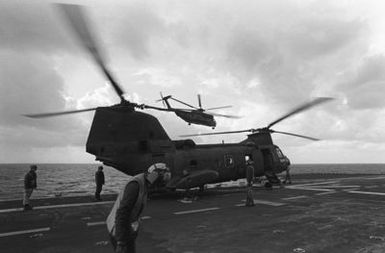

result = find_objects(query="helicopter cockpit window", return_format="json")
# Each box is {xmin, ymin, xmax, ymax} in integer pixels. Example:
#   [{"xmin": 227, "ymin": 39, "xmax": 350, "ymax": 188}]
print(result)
[
  {"xmin": 224, "ymin": 155, "xmax": 234, "ymax": 168},
  {"xmin": 275, "ymin": 148, "xmax": 284, "ymax": 158}
]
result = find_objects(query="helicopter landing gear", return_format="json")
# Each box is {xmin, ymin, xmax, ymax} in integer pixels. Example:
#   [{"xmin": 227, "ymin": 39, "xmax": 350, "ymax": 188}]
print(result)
[{"xmin": 264, "ymin": 182, "xmax": 273, "ymax": 190}]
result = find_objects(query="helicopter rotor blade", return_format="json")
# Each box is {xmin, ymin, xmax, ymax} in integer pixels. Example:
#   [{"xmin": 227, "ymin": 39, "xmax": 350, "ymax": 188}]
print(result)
[
  {"xmin": 169, "ymin": 97, "xmax": 199, "ymax": 109},
  {"xmin": 156, "ymin": 92, "xmax": 167, "ymax": 107},
  {"xmin": 23, "ymin": 107, "xmax": 98, "ymax": 118},
  {"xmin": 205, "ymin": 105, "xmax": 233, "ymax": 111},
  {"xmin": 180, "ymin": 129, "xmax": 254, "ymax": 137},
  {"xmin": 270, "ymin": 130, "xmax": 320, "ymax": 141},
  {"xmin": 205, "ymin": 112, "xmax": 242, "ymax": 119},
  {"xmin": 57, "ymin": 4, "xmax": 125, "ymax": 101},
  {"xmin": 198, "ymin": 94, "xmax": 202, "ymax": 109},
  {"xmin": 267, "ymin": 97, "xmax": 333, "ymax": 129}
]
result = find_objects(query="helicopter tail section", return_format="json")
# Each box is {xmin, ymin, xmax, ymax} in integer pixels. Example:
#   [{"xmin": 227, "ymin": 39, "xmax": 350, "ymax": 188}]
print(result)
[{"xmin": 86, "ymin": 106, "xmax": 173, "ymax": 168}]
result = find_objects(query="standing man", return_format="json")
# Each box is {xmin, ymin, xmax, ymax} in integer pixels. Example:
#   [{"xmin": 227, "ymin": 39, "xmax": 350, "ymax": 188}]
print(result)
[
  {"xmin": 95, "ymin": 166, "xmax": 105, "ymax": 201},
  {"xmin": 245, "ymin": 159, "xmax": 255, "ymax": 207},
  {"xmin": 23, "ymin": 164, "xmax": 37, "ymax": 210},
  {"xmin": 283, "ymin": 165, "xmax": 292, "ymax": 184},
  {"xmin": 106, "ymin": 163, "xmax": 171, "ymax": 253}
]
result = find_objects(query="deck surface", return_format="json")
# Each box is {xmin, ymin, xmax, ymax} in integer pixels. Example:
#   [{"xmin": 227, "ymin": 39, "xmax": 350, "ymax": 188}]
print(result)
[{"xmin": 1, "ymin": 174, "xmax": 385, "ymax": 253}]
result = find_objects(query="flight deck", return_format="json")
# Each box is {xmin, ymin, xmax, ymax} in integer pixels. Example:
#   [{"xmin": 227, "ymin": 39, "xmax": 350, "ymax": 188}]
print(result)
[{"xmin": 1, "ymin": 174, "xmax": 385, "ymax": 253}]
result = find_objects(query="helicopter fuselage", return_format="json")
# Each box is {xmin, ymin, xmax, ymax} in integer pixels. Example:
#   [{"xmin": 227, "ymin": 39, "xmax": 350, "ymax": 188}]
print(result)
[
  {"xmin": 86, "ymin": 107, "xmax": 290, "ymax": 189},
  {"xmin": 175, "ymin": 110, "xmax": 216, "ymax": 128}
]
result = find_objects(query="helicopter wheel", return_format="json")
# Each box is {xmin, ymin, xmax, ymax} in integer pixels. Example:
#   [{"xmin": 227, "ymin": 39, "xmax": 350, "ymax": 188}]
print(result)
[{"xmin": 264, "ymin": 182, "xmax": 273, "ymax": 189}]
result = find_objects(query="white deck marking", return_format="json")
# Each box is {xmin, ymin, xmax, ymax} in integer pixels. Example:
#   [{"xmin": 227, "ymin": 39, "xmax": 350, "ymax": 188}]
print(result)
[
  {"xmin": 364, "ymin": 185, "xmax": 378, "ymax": 189},
  {"xmin": 289, "ymin": 181, "xmax": 339, "ymax": 188},
  {"xmin": 174, "ymin": 207, "xmax": 220, "ymax": 215},
  {"xmin": 348, "ymin": 190, "xmax": 385, "ymax": 196},
  {"xmin": 87, "ymin": 221, "xmax": 106, "ymax": 227},
  {"xmin": 0, "ymin": 227, "xmax": 50, "ymax": 238},
  {"xmin": 365, "ymin": 176, "xmax": 385, "ymax": 180},
  {"xmin": 282, "ymin": 195, "xmax": 307, "ymax": 200},
  {"xmin": 0, "ymin": 196, "xmax": 53, "ymax": 203},
  {"xmin": 313, "ymin": 185, "xmax": 361, "ymax": 188},
  {"xmin": 0, "ymin": 201, "xmax": 114, "ymax": 214},
  {"xmin": 286, "ymin": 186, "xmax": 335, "ymax": 192},
  {"xmin": 86, "ymin": 216, "xmax": 151, "ymax": 227},
  {"xmin": 315, "ymin": 191, "xmax": 336, "ymax": 196},
  {"xmin": 240, "ymin": 199, "xmax": 285, "ymax": 206}
]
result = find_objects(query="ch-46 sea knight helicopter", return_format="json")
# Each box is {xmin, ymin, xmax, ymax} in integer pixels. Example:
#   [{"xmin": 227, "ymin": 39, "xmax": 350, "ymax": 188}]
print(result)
[
  {"xmin": 156, "ymin": 92, "xmax": 239, "ymax": 129},
  {"xmin": 25, "ymin": 4, "xmax": 333, "ymax": 190}
]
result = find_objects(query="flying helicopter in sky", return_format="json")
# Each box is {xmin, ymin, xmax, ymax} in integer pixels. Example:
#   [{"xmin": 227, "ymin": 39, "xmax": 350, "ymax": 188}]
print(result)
[
  {"xmin": 156, "ymin": 93, "xmax": 239, "ymax": 129},
  {"xmin": 25, "ymin": 4, "xmax": 333, "ymax": 191}
]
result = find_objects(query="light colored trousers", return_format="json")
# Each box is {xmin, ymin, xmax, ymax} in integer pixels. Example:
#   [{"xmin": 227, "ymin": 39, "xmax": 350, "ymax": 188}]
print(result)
[{"xmin": 23, "ymin": 188, "xmax": 34, "ymax": 206}]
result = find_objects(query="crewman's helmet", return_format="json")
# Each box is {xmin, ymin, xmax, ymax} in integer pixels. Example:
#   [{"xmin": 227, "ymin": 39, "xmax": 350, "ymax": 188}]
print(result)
[{"xmin": 146, "ymin": 163, "xmax": 171, "ymax": 184}]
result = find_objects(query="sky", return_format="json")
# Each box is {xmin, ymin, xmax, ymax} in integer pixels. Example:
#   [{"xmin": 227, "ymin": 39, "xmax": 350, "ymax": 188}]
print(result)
[{"xmin": 1, "ymin": 0, "xmax": 385, "ymax": 163}]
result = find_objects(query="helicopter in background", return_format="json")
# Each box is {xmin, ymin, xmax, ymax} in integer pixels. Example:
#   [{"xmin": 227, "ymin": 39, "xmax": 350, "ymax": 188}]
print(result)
[
  {"xmin": 25, "ymin": 4, "xmax": 333, "ymax": 191},
  {"xmin": 156, "ymin": 93, "xmax": 240, "ymax": 129}
]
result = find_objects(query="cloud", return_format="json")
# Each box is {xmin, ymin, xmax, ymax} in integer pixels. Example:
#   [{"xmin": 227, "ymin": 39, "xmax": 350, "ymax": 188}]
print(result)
[
  {"xmin": 340, "ymin": 55, "xmax": 385, "ymax": 110},
  {"xmin": 0, "ymin": 1, "xmax": 72, "ymax": 53},
  {"xmin": 0, "ymin": 50, "xmax": 89, "ymax": 149},
  {"xmin": 1, "ymin": 0, "xmax": 385, "ymax": 163}
]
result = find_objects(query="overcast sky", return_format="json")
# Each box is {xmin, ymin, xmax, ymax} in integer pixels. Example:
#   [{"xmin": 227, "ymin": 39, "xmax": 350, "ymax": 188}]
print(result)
[{"xmin": 1, "ymin": 0, "xmax": 385, "ymax": 163}]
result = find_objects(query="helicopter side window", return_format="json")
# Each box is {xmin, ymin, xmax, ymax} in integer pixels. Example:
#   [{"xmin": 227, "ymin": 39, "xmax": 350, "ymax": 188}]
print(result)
[
  {"xmin": 275, "ymin": 148, "xmax": 284, "ymax": 158},
  {"xmin": 224, "ymin": 155, "xmax": 234, "ymax": 168}
]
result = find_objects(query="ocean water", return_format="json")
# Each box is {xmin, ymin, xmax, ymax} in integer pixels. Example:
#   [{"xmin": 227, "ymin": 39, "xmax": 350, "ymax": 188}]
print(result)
[{"xmin": 1, "ymin": 163, "xmax": 385, "ymax": 201}]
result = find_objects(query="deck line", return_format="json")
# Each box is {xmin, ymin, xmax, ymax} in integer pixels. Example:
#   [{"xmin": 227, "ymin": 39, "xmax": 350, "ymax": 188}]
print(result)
[
  {"xmin": 0, "ymin": 227, "xmax": 50, "ymax": 238},
  {"xmin": 174, "ymin": 207, "xmax": 220, "ymax": 215},
  {"xmin": 0, "ymin": 201, "xmax": 114, "ymax": 214},
  {"xmin": 347, "ymin": 190, "xmax": 385, "ymax": 196}
]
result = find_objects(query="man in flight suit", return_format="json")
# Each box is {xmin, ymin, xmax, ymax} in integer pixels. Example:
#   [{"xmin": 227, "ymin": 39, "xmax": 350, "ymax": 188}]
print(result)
[
  {"xmin": 107, "ymin": 163, "xmax": 171, "ymax": 253},
  {"xmin": 95, "ymin": 166, "xmax": 105, "ymax": 201},
  {"xmin": 23, "ymin": 165, "xmax": 38, "ymax": 210},
  {"xmin": 245, "ymin": 159, "xmax": 255, "ymax": 207}
]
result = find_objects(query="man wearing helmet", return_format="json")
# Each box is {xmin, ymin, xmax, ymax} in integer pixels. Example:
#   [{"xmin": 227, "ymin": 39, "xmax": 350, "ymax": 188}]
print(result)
[
  {"xmin": 107, "ymin": 163, "xmax": 171, "ymax": 253},
  {"xmin": 245, "ymin": 158, "xmax": 255, "ymax": 207}
]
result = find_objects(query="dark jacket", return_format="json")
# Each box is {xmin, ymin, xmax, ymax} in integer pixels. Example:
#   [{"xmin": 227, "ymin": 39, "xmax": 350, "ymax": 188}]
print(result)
[
  {"xmin": 115, "ymin": 181, "xmax": 140, "ymax": 242},
  {"xmin": 246, "ymin": 164, "xmax": 255, "ymax": 186},
  {"xmin": 24, "ymin": 171, "xmax": 37, "ymax": 189},
  {"xmin": 95, "ymin": 171, "xmax": 105, "ymax": 186}
]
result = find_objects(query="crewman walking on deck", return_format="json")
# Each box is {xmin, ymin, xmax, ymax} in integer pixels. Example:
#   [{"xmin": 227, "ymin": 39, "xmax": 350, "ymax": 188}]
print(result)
[
  {"xmin": 23, "ymin": 164, "xmax": 37, "ymax": 210},
  {"xmin": 245, "ymin": 159, "xmax": 255, "ymax": 207},
  {"xmin": 95, "ymin": 166, "xmax": 105, "ymax": 201},
  {"xmin": 107, "ymin": 163, "xmax": 171, "ymax": 253},
  {"xmin": 282, "ymin": 165, "xmax": 292, "ymax": 184}
]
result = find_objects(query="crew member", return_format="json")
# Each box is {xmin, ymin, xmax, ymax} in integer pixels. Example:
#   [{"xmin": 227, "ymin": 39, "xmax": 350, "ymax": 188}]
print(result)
[
  {"xmin": 95, "ymin": 165, "xmax": 105, "ymax": 201},
  {"xmin": 107, "ymin": 163, "xmax": 171, "ymax": 253},
  {"xmin": 23, "ymin": 164, "xmax": 37, "ymax": 210},
  {"xmin": 283, "ymin": 165, "xmax": 292, "ymax": 184},
  {"xmin": 245, "ymin": 159, "xmax": 255, "ymax": 207}
]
